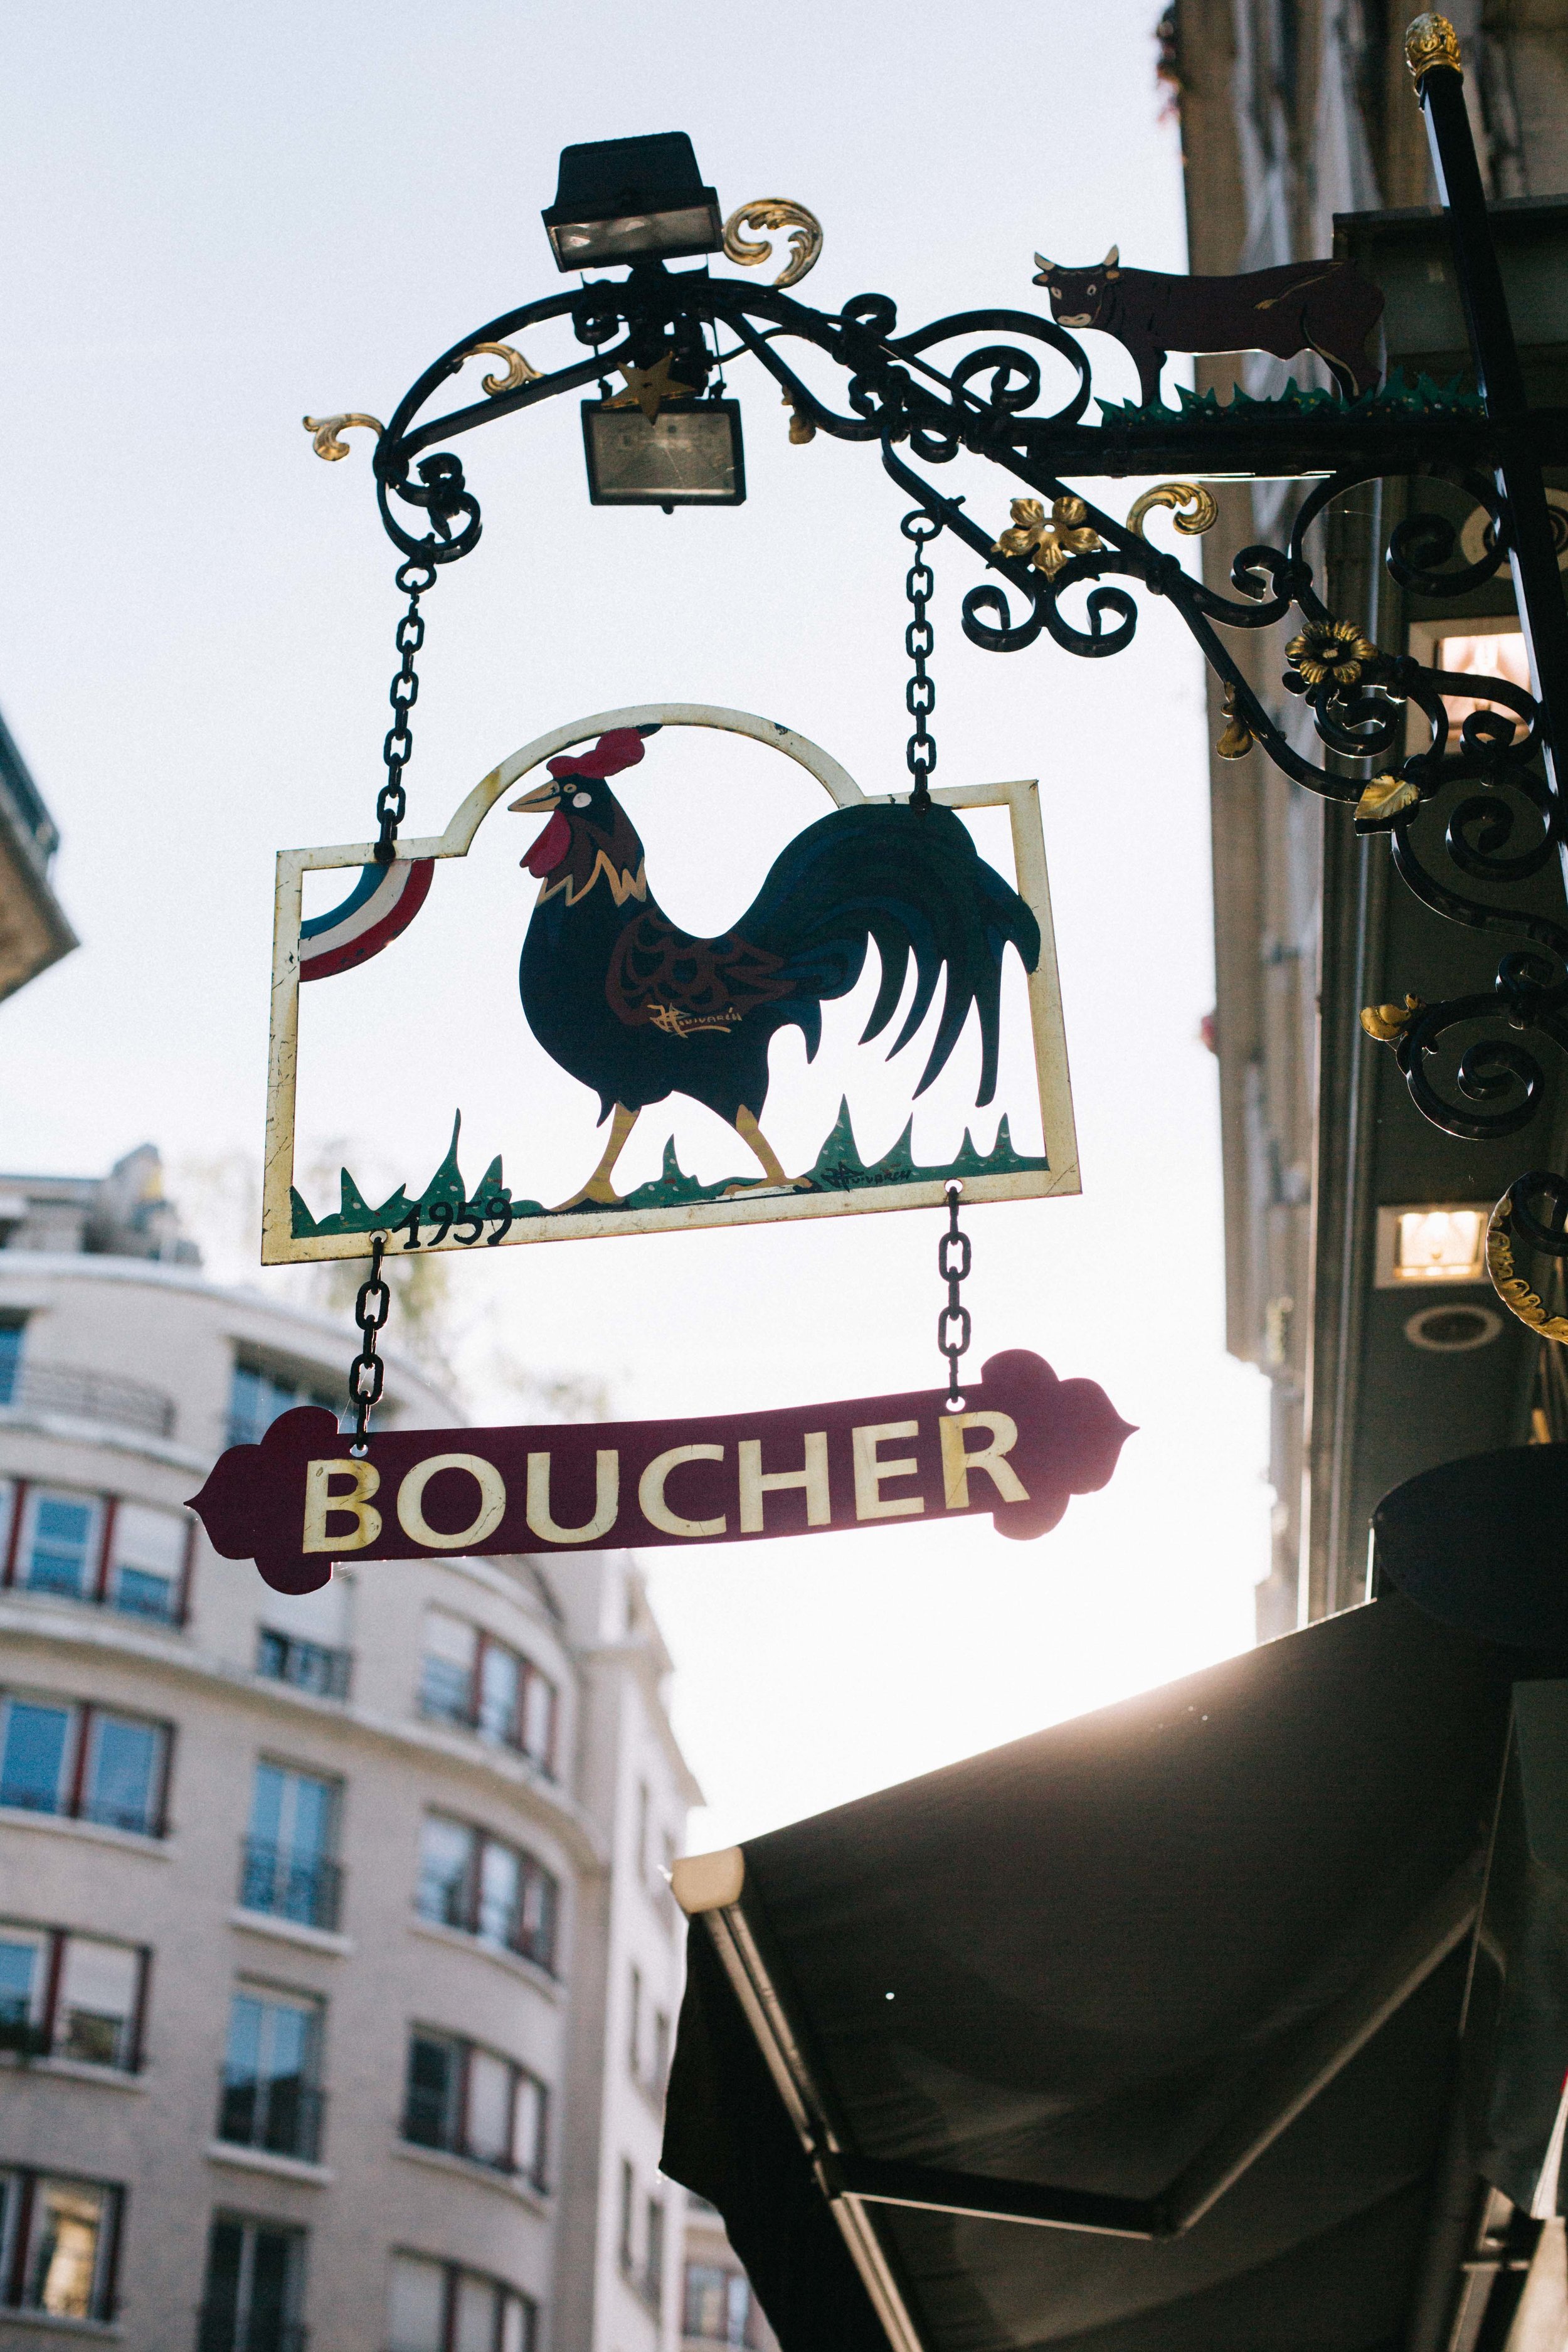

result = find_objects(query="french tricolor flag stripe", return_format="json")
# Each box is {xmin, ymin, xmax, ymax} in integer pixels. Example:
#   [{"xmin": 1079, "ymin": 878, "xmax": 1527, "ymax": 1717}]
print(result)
[{"xmin": 299, "ymin": 859, "xmax": 434, "ymax": 982}]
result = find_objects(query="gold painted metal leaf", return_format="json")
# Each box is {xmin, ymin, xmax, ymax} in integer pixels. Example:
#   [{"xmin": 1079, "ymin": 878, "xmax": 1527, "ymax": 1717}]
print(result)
[
  {"xmin": 302, "ymin": 413, "xmax": 385, "ymax": 462},
  {"xmin": 1357, "ymin": 775, "xmax": 1420, "ymax": 822},
  {"xmin": 1126, "ymin": 482, "xmax": 1220, "ymax": 539},
  {"xmin": 1360, "ymin": 992, "xmax": 1422, "ymax": 1044},
  {"xmin": 465, "ymin": 341, "xmax": 542, "ymax": 396},
  {"xmin": 722, "ymin": 200, "xmax": 824, "ymax": 289}
]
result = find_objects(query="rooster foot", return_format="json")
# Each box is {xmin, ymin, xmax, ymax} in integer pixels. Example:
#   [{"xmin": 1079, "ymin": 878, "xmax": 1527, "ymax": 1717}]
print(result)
[
  {"xmin": 719, "ymin": 1173, "xmax": 814, "ymax": 1200},
  {"xmin": 551, "ymin": 1177, "xmax": 627, "ymax": 1212},
  {"xmin": 553, "ymin": 1103, "xmax": 638, "ymax": 1212}
]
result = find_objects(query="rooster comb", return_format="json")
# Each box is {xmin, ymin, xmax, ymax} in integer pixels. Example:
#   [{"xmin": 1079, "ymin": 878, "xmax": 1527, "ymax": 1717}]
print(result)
[{"xmin": 548, "ymin": 726, "xmax": 655, "ymax": 783}]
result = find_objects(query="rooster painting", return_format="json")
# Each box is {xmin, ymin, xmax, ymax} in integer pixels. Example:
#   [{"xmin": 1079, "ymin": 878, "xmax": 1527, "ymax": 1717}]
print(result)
[{"xmin": 509, "ymin": 727, "xmax": 1042, "ymax": 1208}]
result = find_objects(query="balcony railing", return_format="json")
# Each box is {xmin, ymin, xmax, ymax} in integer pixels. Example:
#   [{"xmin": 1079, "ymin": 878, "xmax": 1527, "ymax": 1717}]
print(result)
[
  {"xmin": 196, "ymin": 2310, "xmax": 307, "ymax": 2352},
  {"xmin": 218, "ymin": 2072, "xmax": 326, "ymax": 2164},
  {"xmin": 257, "ymin": 1631, "xmax": 352, "ymax": 1701},
  {"xmin": 1, "ymin": 1361, "xmax": 175, "ymax": 1438},
  {"xmin": 238, "ymin": 1838, "xmax": 342, "ymax": 1933}
]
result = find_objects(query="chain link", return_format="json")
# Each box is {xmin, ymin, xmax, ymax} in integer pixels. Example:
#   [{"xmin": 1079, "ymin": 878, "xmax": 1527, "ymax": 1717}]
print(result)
[
  {"xmin": 347, "ymin": 1234, "xmax": 390, "ymax": 1457},
  {"xmin": 937, "ymin": 1182, "xmax": 972, "ymax": 1404},
  {"xmin": 901, "ymin": 509, "xmax": 941, "ymax": 810},
  {"xmin": 375, "ymin": 559, "xmax": 438, "ymax": 864}
]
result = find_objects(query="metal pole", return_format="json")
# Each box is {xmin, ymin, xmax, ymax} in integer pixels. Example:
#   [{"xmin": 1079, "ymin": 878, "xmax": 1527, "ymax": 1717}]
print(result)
[{"xmin": 1409, "ymin": 16, "xmax": 1568, "ymax": 808}]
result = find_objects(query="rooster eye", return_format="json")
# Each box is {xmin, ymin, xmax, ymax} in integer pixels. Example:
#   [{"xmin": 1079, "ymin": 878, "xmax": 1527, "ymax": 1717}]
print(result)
[{"xmin": 571, "ymin": 791, "xmax": 592, "ymax": 808}]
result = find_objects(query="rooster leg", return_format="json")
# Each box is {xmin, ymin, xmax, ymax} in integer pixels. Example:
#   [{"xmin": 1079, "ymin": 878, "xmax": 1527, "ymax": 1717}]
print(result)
[
  {"xmin": 554, "ymin": 1103, "xmax": 638, "ymax": 1210},
  {"xmin": 721, "ymin": 1108, "xmax": 812, "ymax": 1196}
]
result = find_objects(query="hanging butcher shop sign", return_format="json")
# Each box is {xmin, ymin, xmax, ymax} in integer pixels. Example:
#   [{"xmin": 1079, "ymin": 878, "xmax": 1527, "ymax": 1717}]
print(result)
[
  {"xmin": 189, "ymin": 1351, "xmax": 1132, "ymax": 1594},
  {"xmin": 263, "ymin": 704, "xmax": 1077, "ymax": 1262}
]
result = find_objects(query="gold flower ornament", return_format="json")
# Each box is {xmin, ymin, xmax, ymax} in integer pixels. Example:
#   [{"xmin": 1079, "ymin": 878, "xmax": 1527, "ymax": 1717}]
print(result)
[
  {"xmin": 1286, "ymin": 618, "xmax": 1379, "ymax": 689},
  {"xmin": 991, "ymin": 497, "xmax": 1103, "ymax": 579}
]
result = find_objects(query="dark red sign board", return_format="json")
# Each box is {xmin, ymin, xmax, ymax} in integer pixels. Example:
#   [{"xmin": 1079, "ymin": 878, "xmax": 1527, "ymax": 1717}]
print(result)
[{"xmin": 188, "ymin": 1348, "xmax": 1133, "ymax": 1595}]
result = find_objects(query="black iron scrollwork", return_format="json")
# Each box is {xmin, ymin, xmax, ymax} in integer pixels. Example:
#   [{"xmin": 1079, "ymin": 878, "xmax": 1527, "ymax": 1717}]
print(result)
[{"xmin": 322, "ymin": 196, "xmax": 1563, "ymax": 1195}]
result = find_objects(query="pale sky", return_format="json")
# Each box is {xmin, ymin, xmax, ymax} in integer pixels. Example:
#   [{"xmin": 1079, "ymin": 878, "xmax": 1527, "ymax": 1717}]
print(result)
[{"xmin": 1, "ymin": 1, "xmax": 1271, "ymax": 1851}]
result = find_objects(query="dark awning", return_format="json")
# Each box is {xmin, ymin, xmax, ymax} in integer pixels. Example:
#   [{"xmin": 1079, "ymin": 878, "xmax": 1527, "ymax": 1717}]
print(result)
[{"xmin": 662, "ymin": 1594, "xmax": 1531, "ymax": 2352}]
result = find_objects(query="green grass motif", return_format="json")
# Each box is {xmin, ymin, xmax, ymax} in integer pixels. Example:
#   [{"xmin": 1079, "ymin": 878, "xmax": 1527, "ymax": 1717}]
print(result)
[
  {"xmin": 290, "ymin": 1099, "xmax": 1049, "ymax": 1239},
  {"xmin": 1096, "ymin": 366, "xmax": 1481, "ymax": 425}
]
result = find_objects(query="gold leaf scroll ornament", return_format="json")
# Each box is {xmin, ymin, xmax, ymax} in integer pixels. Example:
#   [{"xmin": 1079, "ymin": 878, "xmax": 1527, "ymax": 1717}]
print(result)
[
  {"xmin": 1486, "ymin": 1192, "xmax": 1568, "ymax": 1344},
  {"xmin": 1360, "ymin": 992, "xmax": 1422, "ymax": 1044},
  {"xmin": 302, "ymin": 413, "xmax": 386, "ymax": 462},
  {"xmin": 463, "ymin": 342, "xmax": 541, "ymax": 396},
  {"xmin": 1216, "ymin": 683, "xmax": 1254, "ymax": 760},
  {"xmin": 1406, "ymin": 13, "xmax": 1462, "ymax": 82},
  {"xmin": 1125, "ymin": 481, "xmax": 1219, "ymax": 539},
  {"xmin": 1356, "ymin": 775, "xmax": 1421, "ymax": 824},
  {"xmin": 722, "ymin": 200, "xmax": 824, "ymax": 290},
  {"xmin": 992, "ymin": 497, "xmax": 1103, "ymax": 578}
]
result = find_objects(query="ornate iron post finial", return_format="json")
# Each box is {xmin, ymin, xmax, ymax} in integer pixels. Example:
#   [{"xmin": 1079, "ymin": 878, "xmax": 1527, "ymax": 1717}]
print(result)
[{"xmin": 1406, "ymin": 13, "xmax": 1463, "ymax": 82}]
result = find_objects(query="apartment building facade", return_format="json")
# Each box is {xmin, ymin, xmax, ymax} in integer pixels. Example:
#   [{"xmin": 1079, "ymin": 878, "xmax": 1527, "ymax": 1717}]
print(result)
[
  {"xmin": 1172, "ymin": 0, "xmax": 1568, "ymax": 1635},
  {"xmin": 0, "ymin": 1149, "xmax": 699, "ymax": 2352}
]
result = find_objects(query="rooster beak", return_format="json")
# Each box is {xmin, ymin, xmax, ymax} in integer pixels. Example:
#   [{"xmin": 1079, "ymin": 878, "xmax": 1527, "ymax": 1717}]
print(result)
[{"xmin": 508, "ymin": 777, "xmax": 563, "ymax": 812}]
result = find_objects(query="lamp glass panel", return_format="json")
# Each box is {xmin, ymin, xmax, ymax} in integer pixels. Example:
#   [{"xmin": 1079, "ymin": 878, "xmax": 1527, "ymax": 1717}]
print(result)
[
  {"xmin": 551, "ymin": 204, "xmax": 718, "ymax": 265},
  {"xmin": 1394, "ymin": 1208, "xmax": 1485, "ymax": 1280},
  {"xmin": 586, "ymin": 407, "xmax": 739, "ymax": 502}
]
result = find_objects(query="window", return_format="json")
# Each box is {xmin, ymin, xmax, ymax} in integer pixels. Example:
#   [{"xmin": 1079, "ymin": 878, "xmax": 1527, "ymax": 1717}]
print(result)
[
  {"xmin": 0, "ymin": 1922, "xmax": 145, "ymax": 2070},
  {"xmin": 419, "ymin": 1613, "xmax": 559, "ymax": 1772},
  {"xmin": 646, "ymin": 2197, "xmax": 665, "ymax": 2305},
  {"xmin": 401, "ymin": 2028, "xmax": 549, "ymax": 2187},
  {"xmin": 108, "ymin": 1502, "xmax": 188, "ymax": 1623},
  {"xmin": 228, "ymin": 1359, "xmax": 341, "ymax": 1451},
  {"xmin": 618, "ymin": 2159, "xmax": 635, "ymax": 2271},
  {"xmin": 240, "ymin": 1763, "xmax": 341, "ymax": 1930},
  {"xmin": 219, "ymin": 1990, "xmax": 324, "ymax": 2163},
  {"xmin": 21, "ymin": 1491, "xmax": 100, "ymax": 1600},
  {"xmin": 0, "ymin": 1693, "xmax": 168, "ymax": 1837},
  {"xmin": 198, "ymin": 2214, "xmax": 306, "ymax": 2352},
  {"xmin": 628, "ymin": 1963, "xmax": 642, "ymax": 2076},
  {"xmin": 0, "ymin": 2171, "xmax": 121, "ymax": 2323},
  {"xmin": 0, "ymin": 1321, "xmax": 22, "ymax": 1407},
  {"xmin": 0, "ymin": 1488, "xmax": 188, "ymax": 1623},
  {"xmin": 637, "ymin": 1780, "xmax": 650, "ymax": 1878},
  {"xmin": 684, "ymin": 2264, "xmax": 760, "ymax": 2346},
  {"xmin": 387, "ymin": 2254, "xmax": 536, "ymax": 2352},
  {"xmin": 420, "ymin": 1611, "xmax": 477, "ymax": 1724},
  {"xmin": 256, "ymin": 1629, "xmax": 351, "ymax": 1700},
  {"xmin": 653, "ymin": 2008, "xmax": 670, "ymax": 2095},
  {"xmin": 416, "ymin": 1814, "xmax": 559, "ymax": 1972}
]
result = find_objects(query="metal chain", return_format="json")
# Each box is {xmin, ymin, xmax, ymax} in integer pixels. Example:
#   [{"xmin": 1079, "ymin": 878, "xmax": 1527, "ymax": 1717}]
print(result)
[
  {"xmin": 347, "ymin": 1234, "xmax": 390, "ymax": 1458},
  {"xmin": 937, "ymin": 1183, "xmax": 972, "ymax": 1404},
  {"xmin": 902, "ymin": 509, "xmax": 941, "ymax": 810},
  {"xmin": 376, "ymin": 559, "xmax": 438, "ymax": 864}
]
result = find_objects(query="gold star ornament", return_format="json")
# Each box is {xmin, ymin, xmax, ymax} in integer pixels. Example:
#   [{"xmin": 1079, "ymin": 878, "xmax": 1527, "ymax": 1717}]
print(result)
[{"xmin": 604, "ymin": 353, "xmax": 696, "ymax": 421}]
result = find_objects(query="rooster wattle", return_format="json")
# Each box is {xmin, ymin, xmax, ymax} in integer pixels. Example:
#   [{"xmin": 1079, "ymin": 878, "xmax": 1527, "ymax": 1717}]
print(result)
[{"xmin": 510, "ymin": 727, "xmax": 1042, "ymax": 1208}]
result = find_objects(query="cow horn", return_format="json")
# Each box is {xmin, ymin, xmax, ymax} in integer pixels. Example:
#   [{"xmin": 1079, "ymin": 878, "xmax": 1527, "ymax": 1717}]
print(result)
[
  {"xmin": 1033, "ymin": 252, "xmax": 1055, "ymax": 275},
  {"xmin": 1103, "ymin": 245, "xmax": 1120, "ymax": 272}
]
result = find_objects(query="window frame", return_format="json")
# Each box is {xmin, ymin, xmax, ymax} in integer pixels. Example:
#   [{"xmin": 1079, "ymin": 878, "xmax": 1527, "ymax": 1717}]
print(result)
[
  {"xmin": 228, "ymin": 1352, "xmax": 343, "ymax": 1451},
  {"xmin": 2, "ymin": 1923, "xmax": 149, "ymax": 2072},
  {"xmin": 418, "ymin": 1617, "xmax": 560, "ymax": 1777},
  {"xmin": 416, "ymin": 1813, "xmax": 560, "ymax": 1974},
  {"xmin": 199, "ymin": 2208, "xmax": 308, "ymax": 2352},
  {"xmin": 241, "ymin": 1761, "xmax": 344, "ymax": 1931},
  {"xmin": 0, "ymin": 1693, "xmax": 170, "ymax": 1840},
  {"xmin": 218, "ymin": 1984, "xmax": 326, "ymax": 2162},
  {"xmin": 0, "ymin": 1481, "xmax": 191, "ymax": 1627},
  {"xmin": 401, "ymin": 2024, "xmax": 549, "ymax": 2190},
  {"xmin": 386, "ymin": 2251, "xmax": 537, "ymax": 2352},
  {"xmin": 0, "ymin": 2166, "xmax": 123, "ymax": 2323}
]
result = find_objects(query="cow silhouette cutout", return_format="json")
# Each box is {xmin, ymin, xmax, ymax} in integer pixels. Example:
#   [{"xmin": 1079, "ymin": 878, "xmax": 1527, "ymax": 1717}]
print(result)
[{"xmin": 1033, "ymin": 246, "xmax": 1385, "ymax": 406}]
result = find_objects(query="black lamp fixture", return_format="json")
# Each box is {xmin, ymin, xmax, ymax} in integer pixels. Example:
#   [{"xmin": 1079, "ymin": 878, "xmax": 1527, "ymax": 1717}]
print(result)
[
  {"xmin": 547, "ymin": 131, "xmax": 745, "ymax": 507},
  {"xmin": 543, "ymin": 132, "xmax": 723, "ymax": 272}
]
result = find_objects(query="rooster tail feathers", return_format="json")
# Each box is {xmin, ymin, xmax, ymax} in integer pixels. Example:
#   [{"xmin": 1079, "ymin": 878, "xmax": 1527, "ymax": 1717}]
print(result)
[{"xmin": 740, "ymin": 802, "xmax": 1039, "ymax": 1104}]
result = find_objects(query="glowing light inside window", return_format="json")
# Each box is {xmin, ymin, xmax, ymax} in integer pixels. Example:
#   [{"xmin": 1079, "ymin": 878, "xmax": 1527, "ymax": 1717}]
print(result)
[{"xmin": 1394, "ymin": 1207, "xmax": 1486, "ymax": 1281}]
